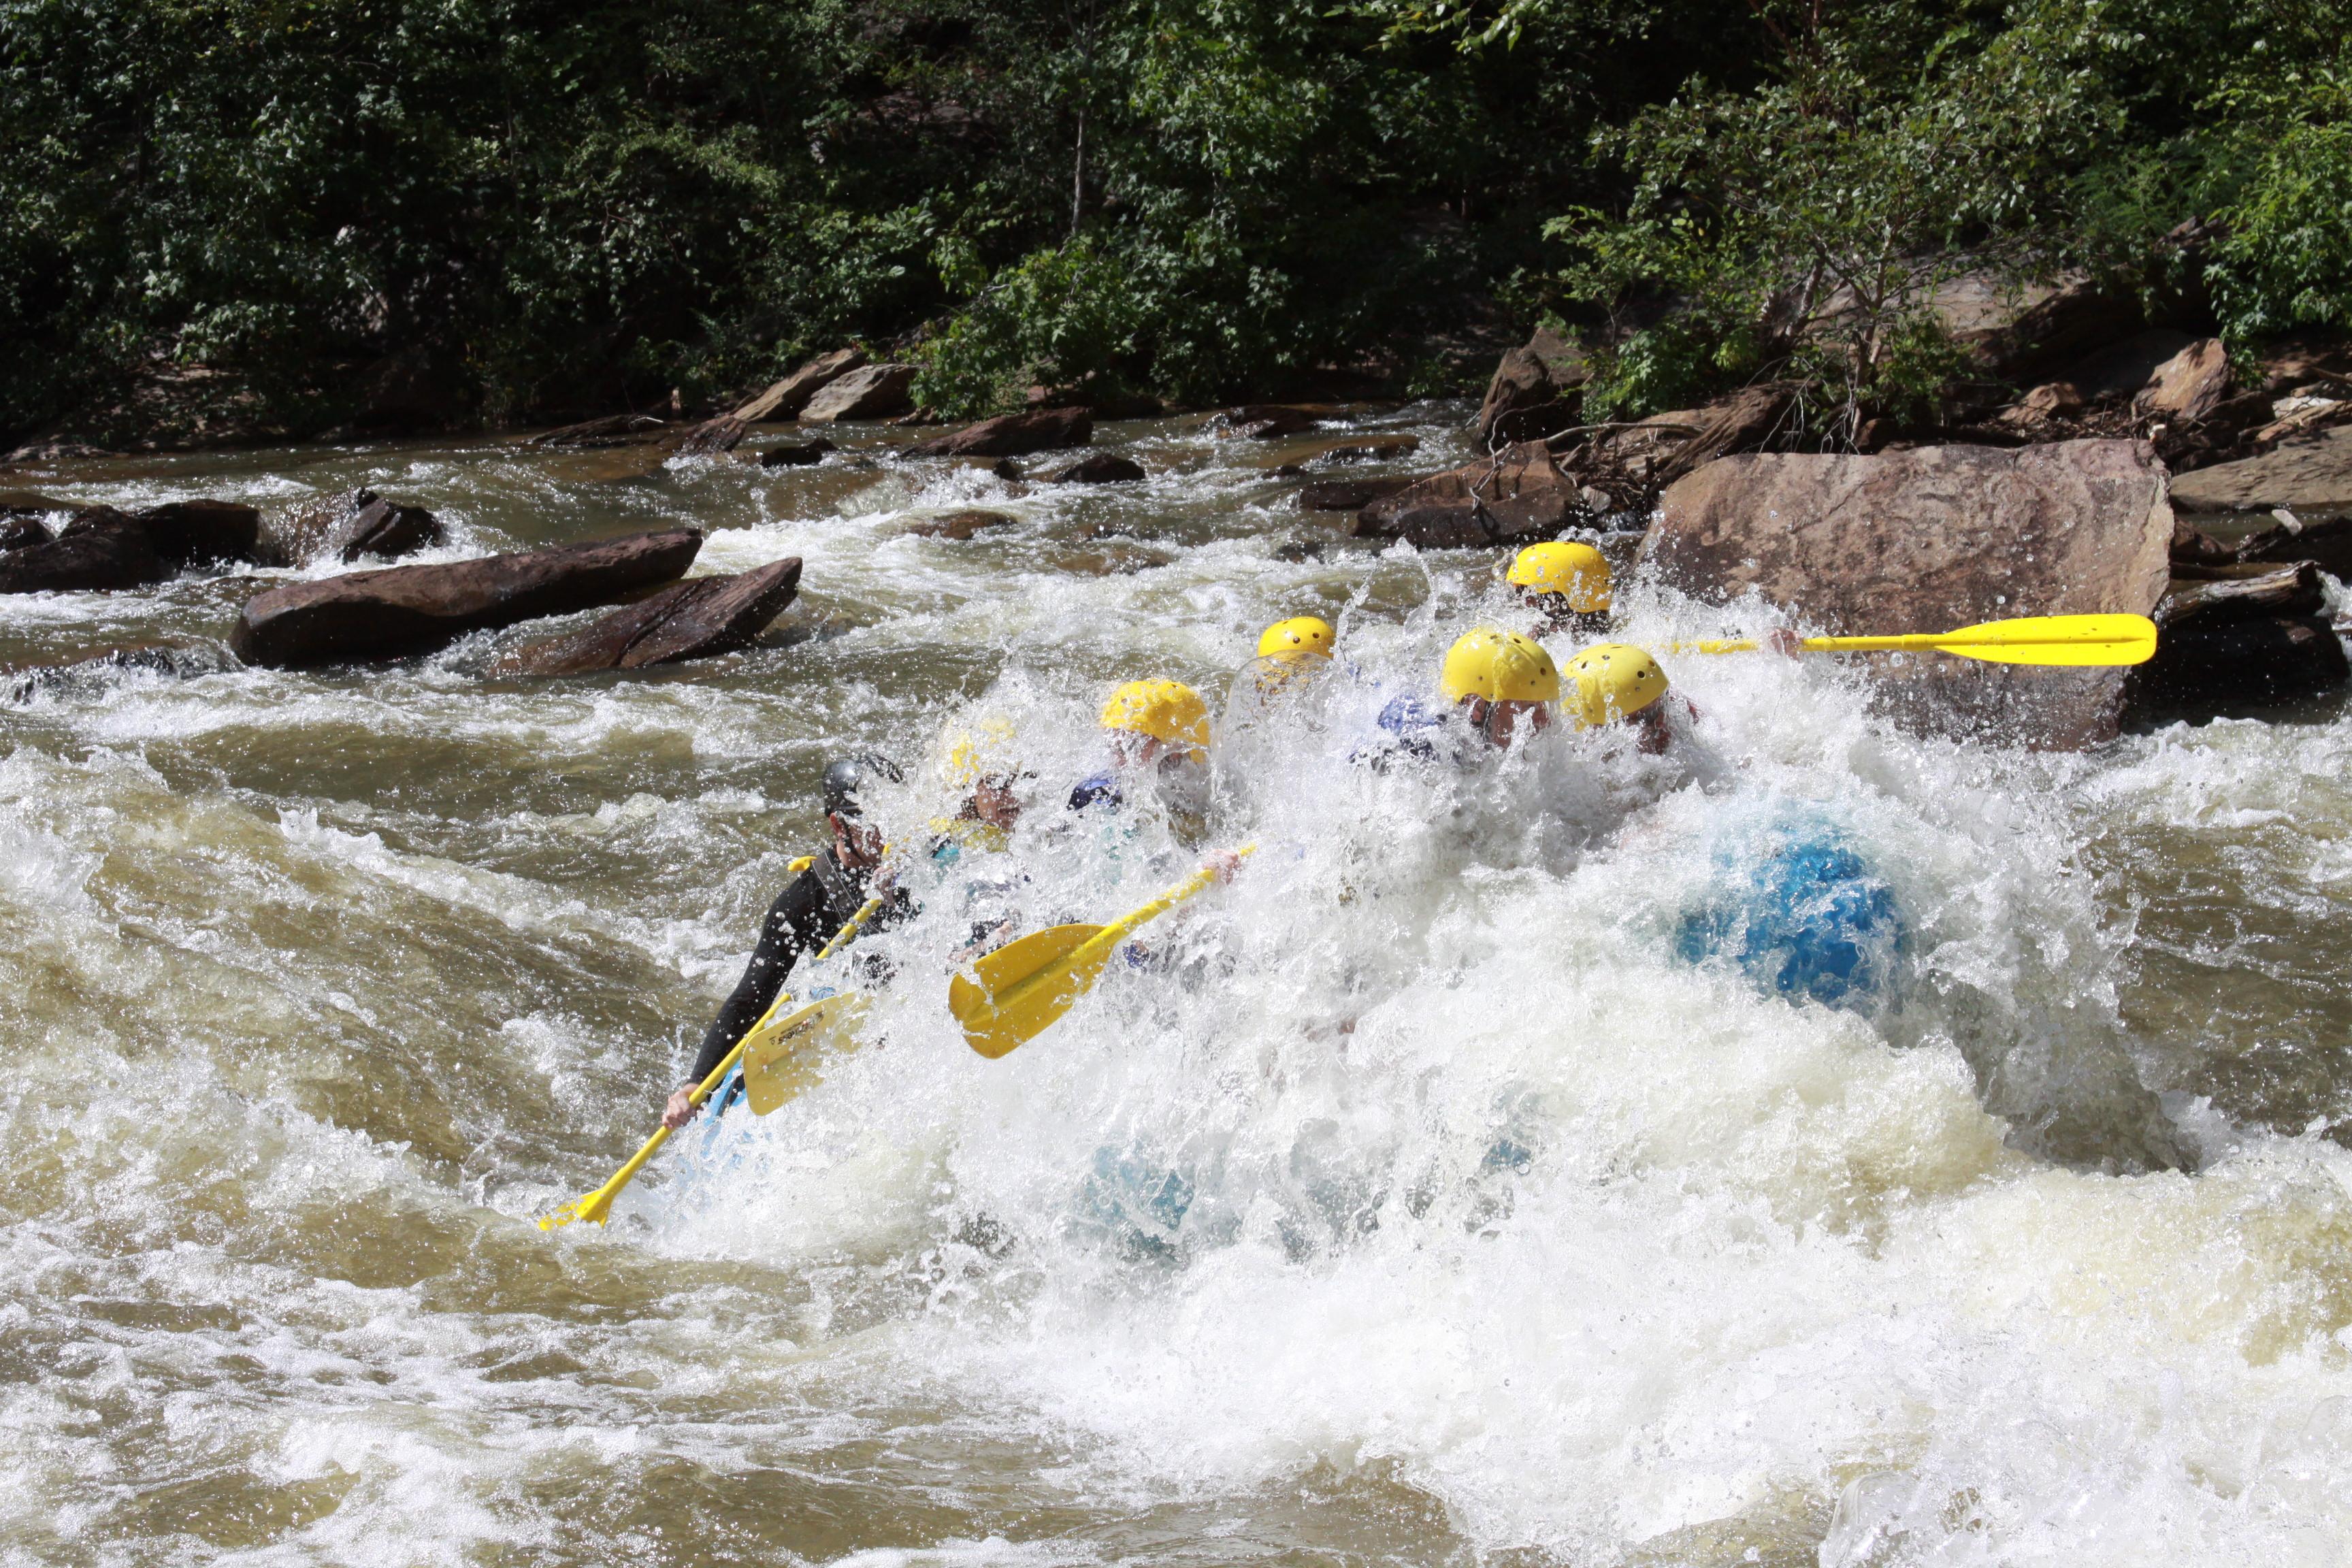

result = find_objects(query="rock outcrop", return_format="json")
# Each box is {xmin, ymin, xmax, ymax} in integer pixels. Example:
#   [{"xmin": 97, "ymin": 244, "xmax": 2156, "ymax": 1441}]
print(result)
[
  {"xmin": 800, "ymin": 365, "xmax": 917, "ymax": 423},
  {"xmin": 490, "ymin": 557, "xmax": 802, "ymax": 677},
  {"xmin": 230, "ymin": 527, "xmax": 703, "ymax": 667},
  {"xmin": 755, "ymin": 439, "xmax": 835, "ymax": 468},
  {"xmin": 1351, "ymin": 441, "xmax": 1575, "ymax": 548},
  {"xmin": 266, "ymin": 490, "xmax": 443, "ymax": 565},
  {"xmin": 0, "ymin": 510, "xmax": 167, "ymax": 593},
  {"xmin": 2168, "ymin": 427, "xmax": 2352, "ymax": 514},
  {"xmin": 909, "ymin": 406, "xmax": 1092, "ymax": 458},
  {"xmin": 2129, "ymin": 563, "xmax": 2349, "ymax": 710},
  {"xmin": 1642, "ymin": 439, "xmax": 2173, "ymax": 747},
  {"xmin": 1477, "ymin": 327, "xmax": 1588, "ymax": 447}
]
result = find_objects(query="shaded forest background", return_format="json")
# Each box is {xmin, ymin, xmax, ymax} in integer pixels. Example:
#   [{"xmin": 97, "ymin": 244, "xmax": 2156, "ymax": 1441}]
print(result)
[{"xmin": 1, "ymin": 0, "xmax": 2347, "ymax": 446}]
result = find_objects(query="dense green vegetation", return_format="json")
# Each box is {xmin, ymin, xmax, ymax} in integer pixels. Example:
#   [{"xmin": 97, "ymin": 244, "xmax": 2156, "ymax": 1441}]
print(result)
[{"xmin": 0, "ymin": 0, "xmax": 2345, "ymax": 442}]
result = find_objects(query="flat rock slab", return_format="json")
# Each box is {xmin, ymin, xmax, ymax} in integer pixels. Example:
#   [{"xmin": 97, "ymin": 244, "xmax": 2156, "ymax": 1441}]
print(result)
[
  {"xmin": 1352, "ymin": 441, "xmax": 1573, "ymax": 548},
  {"xmin": 231, "ymin": 527, "xmax": 704, "ymax": 668},
  {"xmin": 909, "ymin": 406, "xmax": 1092, "ymax": 458},
  {"xmin": 1642, "ymin": 440, "xmax": 2172, "ymax": 748},
  {"xmin": 491, "ymin": 557, "xmax": 802, "ymax": 677},
  {"xmin": 2168, "ymin": 426, "xmax": 2352, "ymax": 514}
]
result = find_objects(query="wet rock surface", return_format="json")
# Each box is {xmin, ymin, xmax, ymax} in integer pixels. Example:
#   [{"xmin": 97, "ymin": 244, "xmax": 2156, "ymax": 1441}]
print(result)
[
  {"xmin": 1644, "ymin": 439, "xmax": 2174, "ymax": 747},
  {"xmin": 0, "ymin": 514, "xmax": 52, "ymax": 551},
  {"xmin": 69, "ymin": 499, "xmax": 262, "ymax": 569},
  {"xmin": 754, "ymin": 439, "xmax": 835, "ymax": 468},
  {"xmin": 266, "ymin": 490, "xmax": 444, "ymax": 565},
  {"xmin": 1352, "ymin": 441, "xmax": 1575, "ymax": 547},
  {"xmin": 231, "ymin": 527, "xmax": 704, "ymax": 667},
  {"xmin": 5, "ymin": 640, "xmax": 238, "ymax": 701},
  {"xmin": 490, "ymin": 557, "xmax": 802, "ymax": 677},
  {"xmin": 1298, "ymin": 476, "xmax": 1412, "ymax": 511},
  {"xmin": 905, "ymin": 510, "xmax": 1017, "ymax": 540},
  {"xmin": 2131, "ymin": 563, "xmax": 2349, "ymax": 710},
  {"xmin": 1034, "ymin": 453, "xmax": 1145, "ymax": 484},
  {"xmin": 909, "ymin": 406, "xmax": 1092, "ymax": 459}
]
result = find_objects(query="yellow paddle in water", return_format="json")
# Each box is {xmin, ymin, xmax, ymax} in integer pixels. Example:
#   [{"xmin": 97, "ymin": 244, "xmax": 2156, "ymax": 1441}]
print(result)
[
  {"xmin": 950, "ymin": 847, "xmax": 1255, "ymax": 1059},
  {"xmin": 1660, "ymin": 612, "xmax": 2158, "ymax": 667},
  {"xmin": 538, "ymin": 886, "xmax": 887, "ymax": 1231}
]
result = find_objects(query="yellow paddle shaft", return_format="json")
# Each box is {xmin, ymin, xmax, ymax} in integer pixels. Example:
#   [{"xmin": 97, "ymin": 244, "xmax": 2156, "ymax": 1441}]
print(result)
[{"xmin": 538, "ymin": 992, "xmax": 790, "ymax": 1230}]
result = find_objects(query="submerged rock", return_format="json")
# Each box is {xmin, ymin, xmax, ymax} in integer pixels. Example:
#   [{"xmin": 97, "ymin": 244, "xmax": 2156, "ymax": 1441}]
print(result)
[
  {"xmin": 755, "ymin": 439, "xmax": 834, "ymax": 468},
  {"xmin": 0, "ymin": 514, "xmax": 52, "ymax": 551},
  {"xmin": 1644, "ymin": 439, "xmax": 2173, "ymax": 748},
  {"xmin": 1298, "ymin": 476, "xmax": 1412, "ymax": 512},
  {"xmin": 267, "ymin": 490, "xmax": 444, "ymax": 565},
  {"xmin": 6, "ymin": 640, "xmax": 237, "ymax": 702},
  {"xmin": 230, "ymin": 527, "xmax": 703, "ymax": 667},
  {"xmin": 1034, "ymin": 453, "xmax": 1145, "ymax": 484},
  {"xmin": 1351, "ymin": 440, "xmax": 1574, "ymax": 547},
  {"xmin": 1213, "ymin": 405, "xmax": 1322, "ymax": 440},
  {"xmin": 491, "ymin": 557, "xmax": 802, "ymax": 677},
  {"xmin": 906, "ymin": 510, "xmax": 1016, "ymax": 540},
  {"xmin": 909, "ymin": 406, "xmax": 1092, "ymax": 459}
]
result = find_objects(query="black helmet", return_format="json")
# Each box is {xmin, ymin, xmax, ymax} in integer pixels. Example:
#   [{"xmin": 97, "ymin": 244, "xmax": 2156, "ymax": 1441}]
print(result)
[{"xmin": 822, "ymin": 753, "xmax": 902, "ymax": 818}]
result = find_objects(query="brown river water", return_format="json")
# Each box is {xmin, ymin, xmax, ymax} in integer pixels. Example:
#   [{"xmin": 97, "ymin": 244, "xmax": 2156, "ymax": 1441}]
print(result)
[{"xmin": 3, "ymin": 409, "xmax": 2351, "ymax": 1566}]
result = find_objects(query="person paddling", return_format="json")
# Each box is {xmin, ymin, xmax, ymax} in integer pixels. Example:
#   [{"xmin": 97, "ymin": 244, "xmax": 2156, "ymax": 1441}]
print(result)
[
  {"xmin": 1069, "ymin": 679, "xmax": 1215, "ymax": 843},
  {"xmin": 1240, "ymin": 615, "xmax": 1336, "ymax": 694},
  {"xmin": 662, "ymin": 755, "xmax": 904, "ymax": 1130},
  {"xmin": 1363, "ymin": 627, "xmax": 1561, "ymax": 766}
]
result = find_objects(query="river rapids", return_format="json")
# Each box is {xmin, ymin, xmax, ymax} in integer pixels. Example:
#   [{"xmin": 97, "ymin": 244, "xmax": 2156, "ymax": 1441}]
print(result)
[{"xmin": 3, "ymin": 410, "xmax": 2351, "ymax": 1566}]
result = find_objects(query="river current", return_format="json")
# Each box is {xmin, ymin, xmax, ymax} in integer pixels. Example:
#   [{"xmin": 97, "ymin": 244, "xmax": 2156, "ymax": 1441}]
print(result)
[{"xmin": 3, "ymin": 408, "xmax": 2350, "ymax": 1566}]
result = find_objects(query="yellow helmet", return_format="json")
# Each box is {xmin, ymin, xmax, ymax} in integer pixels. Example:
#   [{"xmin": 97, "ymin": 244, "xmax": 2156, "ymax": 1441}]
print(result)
[
  {"xmin": 1256, "ymin": 616, "xmax": 1335, "ymax": 659},
  {"xmin": 1563, "ymin": 642, "xmax": 1669, "ymax": 728},
  {"xmin": 1100, "ymin": 679, "xmax": 1211, "ymax": 751},
  {"xmin": 942, "ymin": 714, "xmax": 1019, "ymax": 789},
  {"xmin": 1439, "ymin": 627, "xmax": 1561, "ymax": 704},
  {"xmin": 1507, "ymin": 542, "xmax": 1612, "ymax": 612}
]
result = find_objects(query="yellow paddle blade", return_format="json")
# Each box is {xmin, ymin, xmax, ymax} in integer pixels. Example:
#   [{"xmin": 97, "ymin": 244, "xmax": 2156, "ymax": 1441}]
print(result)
[
  {"xmin": 540, "ymin": 1124, "xmax": 674, "ymax": 1230},
  {"xmin": 742, "ymin": 994, "xmax": 868, "ymax": 1115},
  {"xmin": 949, "ymin": 923, "xmax": 1106, "ymax": 1060},
  {"xmin": 1924, "ymin": 613, "xmax": 2158, "ymax": 666}
]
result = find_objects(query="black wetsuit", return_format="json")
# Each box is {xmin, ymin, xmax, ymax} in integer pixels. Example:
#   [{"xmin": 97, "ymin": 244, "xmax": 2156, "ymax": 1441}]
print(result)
[{"xmin": 687, "ymin": 849, "xmax": 888, "ymax": 1084}]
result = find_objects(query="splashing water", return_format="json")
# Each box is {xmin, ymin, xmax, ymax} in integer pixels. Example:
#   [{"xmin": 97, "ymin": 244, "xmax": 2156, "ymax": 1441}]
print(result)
[{"xmin": 3, "ymin": 415, "xmax": 2350, "ymax": 1566}]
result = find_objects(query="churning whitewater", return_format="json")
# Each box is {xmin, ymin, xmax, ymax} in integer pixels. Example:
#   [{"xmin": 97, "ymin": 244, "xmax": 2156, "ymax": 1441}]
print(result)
[{"xmin": 3, "ymin": 412, "xmax": 2351, "ymax": 1567}]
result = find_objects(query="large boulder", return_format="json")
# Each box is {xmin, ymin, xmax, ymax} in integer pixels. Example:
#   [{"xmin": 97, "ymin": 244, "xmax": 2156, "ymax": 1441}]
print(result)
[
  {"xmin": 1642, "ymin": 440, "xmax": 2174, "ymax": 748},
  {"xmin": 2168, "ymin": 426, "xmax": 2352, "ymax": 514},
  {"xmin": 2128, "ymin": 564, "xmax": 2349, "ymax": 710},
  {"xmin": 1352, "ymin": 441, "xmax": 1575, "ymax": 548},
  {"xmin": 800, "ymin": 365, "xmax": 917, "ymax": 423},
  {"xmin": 490, "ymin": 557, "xmax": 802, "ymax": 677},
  {"xmin": 908, "ymin": 406, "xmax": 1092, "ymax": 458},
  {"xmin": 1477, "ymin": 327, "xmax": 1588, "ymax": 447},
  {"xmin": 0, "ymin": 510, "xmax": 167, "ymax": 593},
  {"xmin": 265, "ymin": 490, "xmax": 443, "ymax": 566},
  {"xmin": 231, "ymin": 527, "xmax": 703, "ymax": 668},
  {"xmin": 65, "ymin": 499, "xmax": 260, "ymax": 569},
  {"xmin": 738, "ymin": 348, "xmax": 866, "ymax": 423}
]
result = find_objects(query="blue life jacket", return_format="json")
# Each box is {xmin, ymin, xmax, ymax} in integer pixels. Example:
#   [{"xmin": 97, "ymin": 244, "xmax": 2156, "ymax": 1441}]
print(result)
[
  {"xmin": 1068, "ymin": 770, "xmax": 1123, "ymax": 811},
  {"xmin": 1675, "ymin": 830, "xmax": 1906, "ymax": 1008}
]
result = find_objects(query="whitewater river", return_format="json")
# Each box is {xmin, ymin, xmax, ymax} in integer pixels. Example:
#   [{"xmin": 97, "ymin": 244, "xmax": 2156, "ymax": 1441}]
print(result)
[{"xmin": 4, "ymin": 408, "xmax": 2351, "ymax": 1566}]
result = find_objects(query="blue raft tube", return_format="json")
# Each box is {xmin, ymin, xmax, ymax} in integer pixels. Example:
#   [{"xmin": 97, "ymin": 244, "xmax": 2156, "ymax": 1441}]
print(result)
[{"xmin": 1673, "ymin": 819, "xmax": 1908, "ymax": 1011}]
